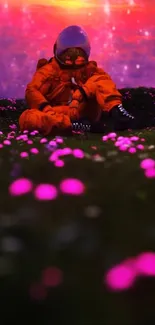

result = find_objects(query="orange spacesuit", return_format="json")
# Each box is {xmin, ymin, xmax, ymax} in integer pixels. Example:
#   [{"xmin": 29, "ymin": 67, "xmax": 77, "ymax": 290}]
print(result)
[{"xmin": 19, "ymin": 25, "xmax": 134, "ymax": 135}]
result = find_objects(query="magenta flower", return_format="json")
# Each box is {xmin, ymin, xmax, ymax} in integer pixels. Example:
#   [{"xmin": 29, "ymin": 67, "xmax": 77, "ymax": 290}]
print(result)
[
  {"xmin": 9, "ymin": 124, "xmax": 17, "ymax": 130},
  {"xmin": 128, "ymin": 147, "xmax": 136, "ymax": 154},
  {"xmin": 130, "ymin": 136, "xmax": 139, "ymax": 141},
  {"xmin": 102, "ymin": 135, "xmax": 108, "ymax": 141},
  {"xmin": 108, "ymin": 132, "xmax": 117, "ymax": 139},
  {"xmin": 49, "ymin": 140, "xmax": 57, "ymax": 147},
  {"xmin": 136, "ymin": 252, "xmax": 155, "ymax": 276},
  {"xmin": 105, "ymin": 264, "xmax": 136, "ymax": 291},
  {"xmin": 119, "ymin": 144, "xmax": 128, "ymax": 151},
  {"xmin": 140, "ymin": 158, "xmax": 155, "ymax": 170},
  {"xmin": 56, "ymin": 137, "xmax": 64, "ymax": 144},
  {"xmin": 59, "ymin": 178, "xmax": 85, "ymax": 195},
  {"xmin": 34, "ymin": 184, "xmax": 58, "ymax": 200},
  {"xmin": 20, "ymin": 152, "xmax": 29, "ymax": 158},
  {"xmin": 30, "ymin": 148, "xmax": 39, "ymax": 154},
  {"xmin": 54, "ymin": 160, "xmax": 64, "ymax": 167},
  {"xmin": 62, "ymin": 147, "xmax": 72, "ymax": 155},
  {"xmin": 49, "ymin": 152, "xmax": 58, "ymax": 162},
  {"xmin": 72, "ymin": 148, "xmax": 84, "ymax": 159},
  {"xmin": 30, "ymin": 131, "xmax": 36, "ymax": 136},
  {"xmin": 27, "ymin": 140, "xmax": 33, "ymax": 145},
  {"xmin": 40, "ymin": 138, "xmax": 48, "ymax": 143},
  {"xmin": 137, "ymin": 144, "xmax": 144, "ymax": 150},
  {"xmin": 9, "ymin": 178, "xmax": 33, "ymax": 196},
  {"xmin": 144, "ymin": 168, "xmax": 155, "ymax": 178},
  {"xmin": 3, "ymin": 139, "xmax": 11, "ymax": 145}
]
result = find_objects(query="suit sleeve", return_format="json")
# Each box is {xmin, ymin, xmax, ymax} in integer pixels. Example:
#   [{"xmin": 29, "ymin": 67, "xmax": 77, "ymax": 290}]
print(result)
[
  {"xmin": 25, "ymin": 63, "xmax": 53, "ymax": 110},
  {"xmin": 82, "ymin": 68, "xmax": 122, "ymax": 112}
]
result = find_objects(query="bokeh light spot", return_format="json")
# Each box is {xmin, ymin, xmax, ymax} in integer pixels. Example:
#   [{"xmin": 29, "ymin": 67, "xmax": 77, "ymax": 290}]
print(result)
[
  {"xmin": 136, "ymin": 252, "xmax": 155, "ymax": 276},
  {"xmin": 34, "ymin": 183, "xmax": 58, "ymax": 200},
  {"xmin": 59, "ymin": 178, "xmax": 85, "ymax": 195},
  {"xmin": 42, "ymin": 267, "xmax": 63, "ymax": 287},
  {"xmin": 9, "ymin": 178, "xmax": 33, "ymax": 196},
  {"xmin": 105, "ymin": 264, "xmax": 136, "ymax": 291}
]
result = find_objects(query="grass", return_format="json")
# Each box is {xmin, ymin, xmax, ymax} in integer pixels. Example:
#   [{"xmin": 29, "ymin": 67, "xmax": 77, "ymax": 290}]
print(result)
[
  {"xmin": 0, "ymin": 129, "xmax": 155, "ymax": 324},
  {"xmin": 1, "ymin": 90, "xmax": 155, "ymax": 324}
]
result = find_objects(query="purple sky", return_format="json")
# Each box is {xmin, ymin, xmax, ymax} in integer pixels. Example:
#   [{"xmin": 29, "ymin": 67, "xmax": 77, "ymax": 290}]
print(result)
[{"xmin": 0, "ymin": 1, "xmax": 154, "ymax": 98}]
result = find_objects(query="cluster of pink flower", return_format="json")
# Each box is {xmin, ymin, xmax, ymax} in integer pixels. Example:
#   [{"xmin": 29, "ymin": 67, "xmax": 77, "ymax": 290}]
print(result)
[
  {"xmin": 102, "ymin": 133, "xmax": 145, "ymax": 153},
  {"xmin": 105, "ymin": 252, "xmax": 155, "ymax": 291},
  {"xmin": 9, "ymin": 177, "xmax": 85, "ymax": 198}
]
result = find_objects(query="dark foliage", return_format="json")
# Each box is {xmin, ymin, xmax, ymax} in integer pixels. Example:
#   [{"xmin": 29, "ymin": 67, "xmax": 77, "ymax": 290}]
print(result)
[{"xmin": 0, "ymin": 87, "xmax": 155, "ymax": 131}]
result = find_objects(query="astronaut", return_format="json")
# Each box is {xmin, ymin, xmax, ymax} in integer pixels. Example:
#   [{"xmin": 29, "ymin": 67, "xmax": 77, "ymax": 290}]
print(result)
[{"xmin": 19, "ymin": 25, "xmax": 135, "ymax": 135}]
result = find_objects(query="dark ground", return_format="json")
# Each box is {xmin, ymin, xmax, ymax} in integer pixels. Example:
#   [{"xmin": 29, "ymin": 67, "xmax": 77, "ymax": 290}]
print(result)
[{"xmin": 0, "ymin": 87, "xmax": 155, "ymax": 325}]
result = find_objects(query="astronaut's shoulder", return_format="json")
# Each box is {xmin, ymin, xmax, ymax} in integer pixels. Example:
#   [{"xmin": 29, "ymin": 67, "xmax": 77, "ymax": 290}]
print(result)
[{"xmin": 96, "ymin": 67, "xmax": 112, "ymax": 79}]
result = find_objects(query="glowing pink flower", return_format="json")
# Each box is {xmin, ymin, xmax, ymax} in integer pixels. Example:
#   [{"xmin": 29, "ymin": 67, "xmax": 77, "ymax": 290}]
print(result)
[
  {"xmin": 128, "ymin": 147, "xmax": 136, "ymax": 154},
  {"xmin": 54, "ymin": 160, "xmax": 64, "ymax": 167},
  {"xmin": 34, "ymin": 184, "xmax": 58, "ymax": 200},
  {"xmin": 62, "ymin": 147, "xmax": 72, "ymax": 155},
  {"xmin": 40, "ymin": 138, "xmax": 48, "ymax": 143},
  {"xmin": 9, "ymin": 178, "xmax": 33, "ymax": 196},
  {"xmin": 144, "ymin": 168, "xmax": 155, "ymax": 178},
  {"xmin": 108, "ymin": 132, "xmax": 117, "ymax": 139},
  {"xmin": 137, "ymin": 144, "xmax": 144, "ymax": 150},
  {"xmin": 136, "ymin": 252, "xmax": 155, "ymax": 276},
  {"xmin": 30, "ymin": 148, "xmax": 39, "ymax": 154},
  {"xmin": 130, "ymin": 136, "xmax": 139, "ymax": 141},
  {"xmin": 3, "ymin": 139, "xmax": 11, "ymax": 145},
  {"xmin": 56, "ymin": 137, "xmax": 64, "ymax": 144},
  {"xmin": 20, "ymin": 151, "xmax": 29, "ymax": 158},
  {"xmin": 49, "ymin": 152, "xmax": 58, "ymax": 162},
  {"xmin": 140, "ymin": 158, "xmax": 155, "ymax": 169},
  {"xmin": 9, "ymin": 124, "xmax": 17, "ymax": 130},
  {"xmin": 49, "ymin": 140, "xmax": 57, "ymax": 147},
  {"xmin": 119, "ymin": 145, "xmax": 128, "ymax": 151},
  {"xmin": 105, "ymin": 264, "xmax": 135, "ymax": 291},
  {"xmin": 72, "ymin": 148, "xmax": 84, "ymax": 159},
  {"xmin": 60, "ymin": 178, "xmax": 85, "ymax": 195},
  {"xmin": 27, "ymin": 140, "xmax": 33, "ymax": 145},
  {"xmin": 102, "ymin": 135, "xmax": 108, "ymax": 141}
]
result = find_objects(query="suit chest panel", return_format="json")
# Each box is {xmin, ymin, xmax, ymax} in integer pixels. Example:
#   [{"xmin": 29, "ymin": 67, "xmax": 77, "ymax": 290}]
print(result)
[{"xmin": 40, "ymin": 65, "xmax": 95, "ymax": 96}]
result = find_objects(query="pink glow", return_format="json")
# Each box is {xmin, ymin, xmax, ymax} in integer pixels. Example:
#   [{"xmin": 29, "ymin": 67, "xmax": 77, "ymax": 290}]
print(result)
[
  {"xmin": 60, "ymin": 178, "xmax": 85, "ymax": 195},
  {"xmin": 105, "ymin": 264, "xmax": 136, "ymax": 291},
  {"xmin": 54, "ymin": 159, "xmax": 64, "ymax": 167},
  {"xmin": 34, "ymin": 183, "xmax": 58, "ymax": 200},
  {"xmin": 72, "ymin": 148, "xmax": 85, "ymax": 159},
  {"xmin": 9, "ymin": 178, "xmax": 33, "ymax": 196},
  {"xmin": 144, "ymin": 168, "xmax": 155, "ymax": 178},
  {"xmin": 140, "ymin": 158, "xmax": 155, "ymax": 169},
  {"xmin": 136, "ymin": 252, "xmax": 155, "ymax": 276}
]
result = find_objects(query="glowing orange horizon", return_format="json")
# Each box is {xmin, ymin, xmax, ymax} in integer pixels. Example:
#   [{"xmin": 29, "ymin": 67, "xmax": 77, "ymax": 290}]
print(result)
[{"xmin": 6, "ymin": 0, "xmax": 143, "ymax": 12}]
